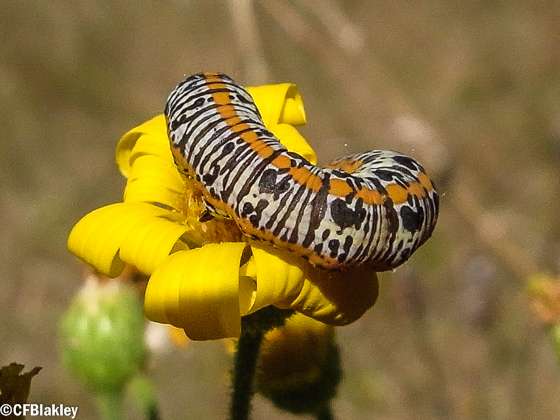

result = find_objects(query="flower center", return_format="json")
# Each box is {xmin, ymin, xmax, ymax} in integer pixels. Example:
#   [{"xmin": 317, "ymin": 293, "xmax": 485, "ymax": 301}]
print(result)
[{"xmin": 178, "ymin": 177, "xmax": 242, "ymax": 247}]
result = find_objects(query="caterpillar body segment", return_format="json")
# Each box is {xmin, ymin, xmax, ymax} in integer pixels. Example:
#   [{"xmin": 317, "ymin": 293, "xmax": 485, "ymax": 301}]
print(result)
[{"xmin": 165, "ymin": 73, "xmax": 438, "ymax": 271}]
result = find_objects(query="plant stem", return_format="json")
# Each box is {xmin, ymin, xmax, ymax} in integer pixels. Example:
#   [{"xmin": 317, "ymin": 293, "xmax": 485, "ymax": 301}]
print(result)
[
  {"xmin": 230, "ymin": 327, "xmax": 264, "ymax": 420},
  {"xmin": 96, "ymin": 391, "xmax": 123, "ymax": 420},
  {"xmin": 230, "ymin": 307, "xmax": 292, "ymax": 420},
  {"xmin": 147, "ymin": 403, "xmax": 160, "ymax": 420}
]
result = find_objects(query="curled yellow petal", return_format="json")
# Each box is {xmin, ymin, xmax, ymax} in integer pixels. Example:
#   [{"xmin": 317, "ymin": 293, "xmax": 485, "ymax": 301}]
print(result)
[
  {"xmin": 68, "ymin": 203, "xmax": 188, "ymax": 277},
  {"xmin": 116, "ymin": 84, "xmax": 314, "ymax": 184},
  {"xmin": 248, "ymin": 243, "xmax": 378, "ymax": 325},
  {"xmin": 123, "ymin": 154, "xmax": 185, "ymax": 210},
  {"xmin": 269, "ymin": 124, "xmax": 317, "ymax": 165},
  {"xmin": 248, "ymin": 84, "xmax": 316, "ymax": 163},
  {"xmin": 145, "ymin": 243, "xmax": 248, "ymax": 340},
  {"xmin": 116, "ymin": 115, "xmax": 171, "ymax": 178},
  {"xmin": 118, "ymin": 216, "xmax": 188, "ymax": 275},
  {"xmin": 118, "ymin": 83, "xmax": 307, "ymax": 180},
  {"xmin": 247, "ymin": 84, "xmax": 306, "ymax": 127},
  {"xmin": 144, "ymin": 242, "xmax": 378, "ymax": 340}
]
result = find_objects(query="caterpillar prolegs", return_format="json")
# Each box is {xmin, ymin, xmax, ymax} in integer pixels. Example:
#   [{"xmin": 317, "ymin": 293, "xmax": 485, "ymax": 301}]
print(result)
[{"xmin": 165, "ymin": 73, "xmax": 438, "ymax": 271}]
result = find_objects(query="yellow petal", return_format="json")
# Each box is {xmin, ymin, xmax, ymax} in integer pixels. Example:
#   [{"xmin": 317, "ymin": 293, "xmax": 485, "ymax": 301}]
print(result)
[
  {"xmin": 116, "ymin": 115, "xmax": 171, "ymax": 178},
  {"xmin": 116, "ymin": 84, "xmax": 314, "ymax": 182},
  {"xmin": 247, "ymin": 84, "xmax": 316, "ymax": 163},
  {"xmin": 68, "ymin": 203, "xmax": 188, "ymax": 277},
  {"xmin": 248, "ymin": 243, "xmax": 378, "ymax": 325},
  {"xmin": 144, "ymin": 242, "xmax": 378, "ymax": 340},
  {"xmin": 123, "ymin": 154, "xmax": 185, "ymax": 210},
  {"xmin": 144, "ymin": 243, "xmax": 249, "ymax": 340},
  {"xmin": 269, "ymin": 124, "xmax": 317, "ymax": 165},
  {"xmin": 119, "ymin": 215, "xmax": 189, "ymax": 275},
  {"xmin": 247, "ymin": 84, "xmax": 306, "ymax": 127},
  {"xmin": 284, "ymin": 264, "xmax": 379, "ymax": 326}
]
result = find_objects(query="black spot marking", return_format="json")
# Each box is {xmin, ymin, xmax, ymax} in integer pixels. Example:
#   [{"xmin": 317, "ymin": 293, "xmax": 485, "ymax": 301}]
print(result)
[
  {"xmin": 259, "ymin": 169, "xmax": 277, "ymax": 194},
  {"xmin": 242, "ymin": 202, "xmax": 254, "ymax": 217},
  {"xmin": 222, "ymin": 142, "xmax": 235, "ymax": 154},
  {"xmin": 255, "ymin": 199, "xmax": 269, "ymax": 214},
  {"xmin": 274, "ymin": 176, "xmax": 291, "ymax": 198},
  {"xmin": 330, "ymin": 199, "xmax": 365, "ymax": 231},
  {"xmin": 400, "ymin": 206, "xmax": 423, "ymax": 232},
  {"xmin": 321, "ymin": 229, "xmax": 330, "ymax": 241},
  {"xmin": 202, "ymin": 165, "xmax": 220, "ymax": 185},
  {"xmin": 328, "ymin": 239, "xmax": 340, "ymax": 254}
]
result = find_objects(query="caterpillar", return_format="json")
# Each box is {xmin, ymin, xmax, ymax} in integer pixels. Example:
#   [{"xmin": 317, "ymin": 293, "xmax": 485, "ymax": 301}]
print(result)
[{"xmin": 164, "ymin": 73, "xmax": 438, "ymax": 271}]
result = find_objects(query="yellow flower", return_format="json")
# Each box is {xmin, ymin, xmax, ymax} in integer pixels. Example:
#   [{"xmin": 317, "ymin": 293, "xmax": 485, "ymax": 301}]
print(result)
[{"xmin": 68, "ymin": 82, "xmax": 379, "ymax": 340}]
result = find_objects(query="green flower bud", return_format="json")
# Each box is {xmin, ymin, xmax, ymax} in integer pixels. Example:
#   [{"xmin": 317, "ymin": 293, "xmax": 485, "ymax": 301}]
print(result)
[
  {"xmin": 256, "ymin": 313, "xmax": 341, "ymax": 415},
  {"xmin": 59, "ymin": 276, "xmax": 146, "ymax": 394}
]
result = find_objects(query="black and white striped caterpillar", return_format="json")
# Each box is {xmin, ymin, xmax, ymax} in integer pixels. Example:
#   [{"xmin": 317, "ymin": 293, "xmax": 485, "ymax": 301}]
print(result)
[{"xmin": 165, "ymin": 73, "xmax": 438, "ymax": 271}]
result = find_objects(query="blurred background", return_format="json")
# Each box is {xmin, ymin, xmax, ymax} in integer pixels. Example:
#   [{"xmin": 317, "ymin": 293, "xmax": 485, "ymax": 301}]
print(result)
[{"xmin": 2, "ymin": 1, "xmax": 560, "ymax": 419}]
